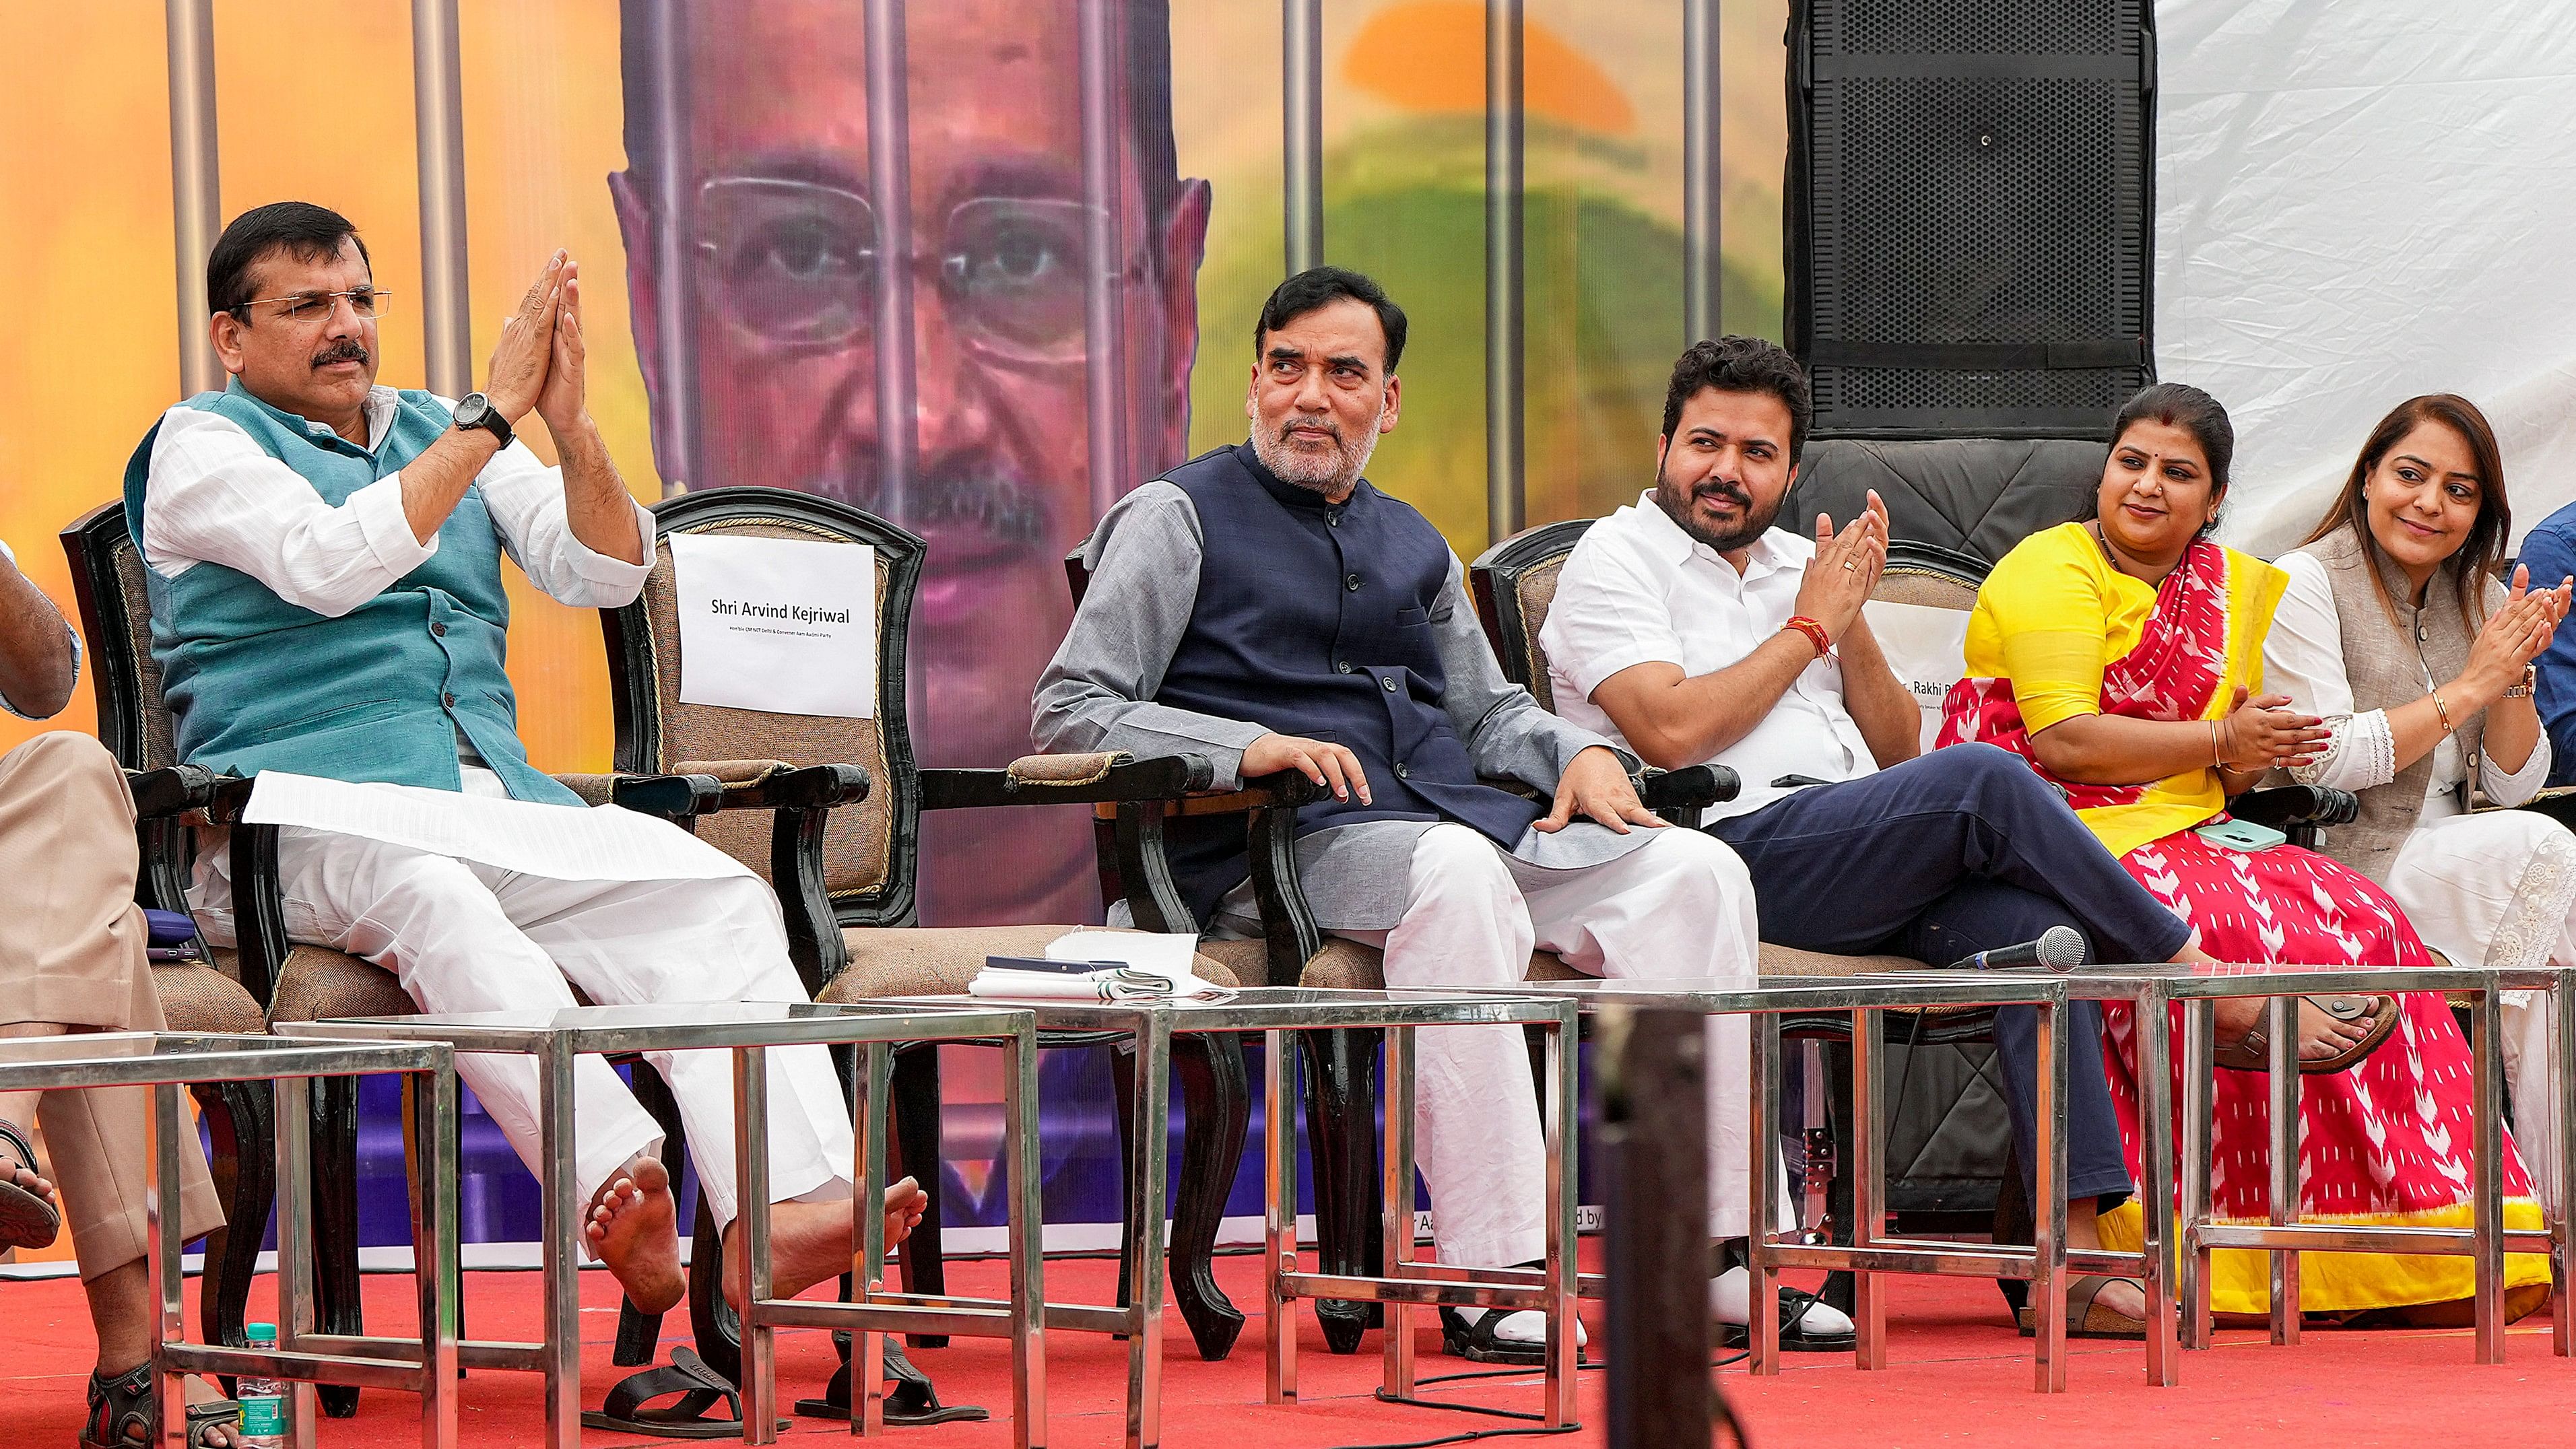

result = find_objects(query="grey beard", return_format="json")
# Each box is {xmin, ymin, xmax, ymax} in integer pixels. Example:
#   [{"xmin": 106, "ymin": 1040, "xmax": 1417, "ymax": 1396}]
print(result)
[{"xmin": 1251, "ymin": 408, "xmax": 1385, "ymax": 496}]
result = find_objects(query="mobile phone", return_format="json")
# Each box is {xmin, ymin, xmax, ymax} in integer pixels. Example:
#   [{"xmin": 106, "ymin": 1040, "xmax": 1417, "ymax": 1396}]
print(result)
[
  {"xmin": 983, "ymin": 955, "xmax": 1121, "ymax": 975},
  {"xmin": 2193, "ymin": 817, "xmax": 2286, "ymax": 852}
]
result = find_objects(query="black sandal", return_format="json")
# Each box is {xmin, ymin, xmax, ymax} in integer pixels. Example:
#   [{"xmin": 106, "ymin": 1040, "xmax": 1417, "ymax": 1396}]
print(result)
[
  {"xmin": 84, "ymin": 1360, "xmax": 239, "ymax": 1448},
  {"xmin": 1715, "ymin": 1286, "xmax": 1859, "ymax": 1353},
  {"xmin": 0, "ymin": 1116, "xmax": 60, "ymax": 1250},
  {"xmin": 583, "ymin": 1346, "xmax": 788, "ymax": 1440},
  {"xmin": 793, "ymin": 1332, "xmax": 989, "ymax": 1426},
  {"xmin": 2015, "ymin": 1274, "xmax": 2148, "ymax": 1340}
]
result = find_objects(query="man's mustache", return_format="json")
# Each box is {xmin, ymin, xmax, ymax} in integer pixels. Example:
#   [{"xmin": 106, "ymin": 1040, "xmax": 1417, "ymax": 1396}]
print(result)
[
  {"xmin": 1278, "ymin": 415, "xmax": 1340, "ymax": 445},
  {"xmin": 814, "ymin": 473, "xmax": 1053, "ymax": 555},
  {"xmin": 1694, "ymin": 479, "xmax": 1751, "ymax": 510},
  {"xmin": 311, "ymin": 339, "xmax": 369, "ymax": 369}
]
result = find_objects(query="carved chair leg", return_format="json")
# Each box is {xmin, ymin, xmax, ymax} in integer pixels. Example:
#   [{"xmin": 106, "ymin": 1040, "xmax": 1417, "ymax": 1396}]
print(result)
[
  {"xmin": 1170, "ymin": 1033, "xmax": 1250, "ymax": 1360},
  {"xmin": 1300, "ymin": 1027, "xmax": 1383, "ymax": 1354},
  {"xmin": 614, "ymin": 1061, "xmax": 688, "ymax": 1367},
  {"xmin": 890, "ymin": 1046, "xmax": 948, "ymax": 1348},
  {"xmin": 191, "ymin": 1080, "xmax": 272, "ymax": 1392},
  {"xmin": 310, "ymin": 1077, "xmax": 364, "ymax": 1418}
]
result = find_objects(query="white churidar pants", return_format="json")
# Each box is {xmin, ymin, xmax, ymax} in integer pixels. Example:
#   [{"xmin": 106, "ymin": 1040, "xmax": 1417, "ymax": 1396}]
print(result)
[
  {"xmin": 2383, "ymin": 803, "xmax": 2575, "ymax": 1211},
  {"xmin": 194, "ymin": 800, "xmax": 854, "ymax": 1231},
  {"xmin": 1335, "ymin": 823, "xmax": 1764, "ymax": 1269}
]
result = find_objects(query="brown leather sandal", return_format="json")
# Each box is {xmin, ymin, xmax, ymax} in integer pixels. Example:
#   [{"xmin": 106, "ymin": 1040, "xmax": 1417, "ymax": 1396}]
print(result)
[
  {"xmin": 2213, "ymin": 995, "xmax": 2399, "ymax": 1075},
  {"xmin": 2016, "ymin": 1274, "xmax": 2147, "ymax": 1340},
  {"xmin": 0, "ymin": 1116, "xmax": 60, "ymax": 1250}
]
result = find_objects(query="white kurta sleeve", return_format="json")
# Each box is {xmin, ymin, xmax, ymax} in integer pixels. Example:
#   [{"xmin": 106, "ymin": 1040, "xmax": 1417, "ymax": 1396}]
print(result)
[
  {"xmin": 2268, "ymin": 550, "xmax": 2401, "ymax": 792},
  {"xmin": 143, "ymin": 405, "xmax": 434, "ymax": 617},
  {"xmin": 2483, "ymin": 720, "xmax": 2550, "ymax": 806},
  {"xmin": 467, "ymin": 415, "xmax": 658, "ymax": 608},
  {"xmin": 1537, "ymin": 522, "xmax": 1687, "ymax": 705}
]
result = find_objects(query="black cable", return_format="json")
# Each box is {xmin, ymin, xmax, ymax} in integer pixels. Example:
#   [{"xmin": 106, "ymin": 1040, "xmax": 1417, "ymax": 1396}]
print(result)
[{"xmin": 1319, "ymin": 1349, "xmax": 1756, "ymax": 1449}]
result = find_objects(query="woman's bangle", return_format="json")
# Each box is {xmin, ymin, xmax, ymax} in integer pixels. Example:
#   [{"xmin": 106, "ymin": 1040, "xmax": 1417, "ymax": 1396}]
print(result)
[
  {"xmin": 1783, "ymin": 616, "xmax": 1832, "ymax": 659},
  {"xmin": 2210, "ymin": 719, "xmax": 2223, "ymax": 766},
  {"xmin": 2505, "ymin": 665, "xmax": 2538, "ymax": 700},
  {"xmin": 2432, "ymin": 691, "xmax": 2456, "ymax": 734}
]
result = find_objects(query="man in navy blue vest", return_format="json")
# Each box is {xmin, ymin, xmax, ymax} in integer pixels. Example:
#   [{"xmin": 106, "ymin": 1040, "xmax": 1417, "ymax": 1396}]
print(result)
[
  {"xmin": 1037, "ymin": 268, "xmax": 1853, "ymax": 1361},
  {"xmin": 129, "ymin": 203, "xmax": 923, "ymax": 1322}
]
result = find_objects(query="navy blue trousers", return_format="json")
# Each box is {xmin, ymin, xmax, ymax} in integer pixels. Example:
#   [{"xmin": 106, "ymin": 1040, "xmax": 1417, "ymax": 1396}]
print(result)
[{"xmin": 1709, "ymin": 744, "xmax": 2193, "ymax": 1207}]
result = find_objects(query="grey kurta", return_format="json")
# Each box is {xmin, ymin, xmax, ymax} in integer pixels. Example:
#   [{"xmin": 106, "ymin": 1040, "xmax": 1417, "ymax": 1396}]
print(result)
[{"xmin": 1034, "ymin": 479, "xmax": 1657, "ymax": 931}]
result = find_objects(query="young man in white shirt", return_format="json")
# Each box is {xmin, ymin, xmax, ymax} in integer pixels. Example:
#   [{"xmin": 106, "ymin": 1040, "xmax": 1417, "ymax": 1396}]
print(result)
[{"xmin": 1542, "ymin": 336, "xmax": 2217, "ymax": 1337}]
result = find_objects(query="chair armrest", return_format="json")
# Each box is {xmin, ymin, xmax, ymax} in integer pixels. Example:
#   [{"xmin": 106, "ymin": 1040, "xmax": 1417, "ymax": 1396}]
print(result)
[
  {"xmin": 606, "ymin": 764, "xmax": 872, "ymax": 820},
  {"xmin": 127, "ymin": 766, "xmax": 257, "ymax": 825},
  {"xmin": 1638, "ymin": 764, "xmax": 1738, "ymax": 812},
  {"xmin": 2227, "ymin": 784, "xmax": 2359, "ymax": 832},
  {"xmin": 920, "ymin": 752, "xmax": 1216, "ymax": 811}
]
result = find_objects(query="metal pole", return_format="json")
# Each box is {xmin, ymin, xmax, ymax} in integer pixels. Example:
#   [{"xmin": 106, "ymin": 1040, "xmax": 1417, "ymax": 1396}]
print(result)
[
  {"xmin": 863, "ymin": 0, "xmax": 919, "ymax": 525},
  {"xmin": 164, "ymin": 0, "xmax": 221, "ymax": 397},
  {"xmin": 1282, "ymin": 0, "xmax": 1324, "ymax": 274},
  {"xmin": 411, "ymin": 0, "xmax": 472, "ymax": 398},
  {"xmin": 1078, "ymin": 0, "xmax": 1128, "ymax": 522},
  {"xmin": 1484, "ymin": 0, "xmax": 1524, "ymax": 543},
  {"xmin": 1682, "ymin": 0, "xmax": 1721, "ymax": 343},
  {"xmin": 642, "ymin": 0, "xmax": 699, "ymax": 494},
  {"xmin": 1600, "ymin": 1005, "xmax": 1713, "ymax": 1446}
]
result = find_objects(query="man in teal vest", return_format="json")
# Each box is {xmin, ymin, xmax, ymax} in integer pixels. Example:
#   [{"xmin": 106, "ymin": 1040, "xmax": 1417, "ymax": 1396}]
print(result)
[{"xmin": 129, "ymin": 201, "xmax": 921, "ymax": 1322}]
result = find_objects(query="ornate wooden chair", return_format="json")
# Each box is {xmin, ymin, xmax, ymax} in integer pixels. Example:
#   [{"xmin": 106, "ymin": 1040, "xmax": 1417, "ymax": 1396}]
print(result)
[
  {"xmin": 61, "ymin": 500, "xmax": 806, "ymax": 1413},
  {"xmin": 602, "ymin": 485, "xmax": 1255, "ymax": 1373},
  {"xmin": 36, "ymin": 510, "xmax": 274, "ymax": 1372}
]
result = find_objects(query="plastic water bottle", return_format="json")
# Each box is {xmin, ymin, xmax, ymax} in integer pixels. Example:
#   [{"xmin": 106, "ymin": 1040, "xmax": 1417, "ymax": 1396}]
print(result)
[{"xmin": 235, "ymin": 1323, "xmax": 287, "ymax": 1449}]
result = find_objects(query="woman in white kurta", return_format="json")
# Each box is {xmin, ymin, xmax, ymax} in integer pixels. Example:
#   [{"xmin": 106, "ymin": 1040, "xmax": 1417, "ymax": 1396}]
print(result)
[{"xmin": 2264, "ymin": 393, "xmax": 2576, "ymax": 1211}]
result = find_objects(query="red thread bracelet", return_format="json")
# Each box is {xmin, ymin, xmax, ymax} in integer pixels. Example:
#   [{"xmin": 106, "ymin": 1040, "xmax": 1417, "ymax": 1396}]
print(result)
[{"xmin": 1784, "ymin": 615, "xmax": 1832, "ymax": 659}]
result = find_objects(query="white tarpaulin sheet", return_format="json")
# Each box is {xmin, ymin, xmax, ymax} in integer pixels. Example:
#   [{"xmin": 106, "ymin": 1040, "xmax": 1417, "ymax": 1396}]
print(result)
[{"xmin": 2157, "ymin": 0, "xmax": 2576, "ymax": 555}]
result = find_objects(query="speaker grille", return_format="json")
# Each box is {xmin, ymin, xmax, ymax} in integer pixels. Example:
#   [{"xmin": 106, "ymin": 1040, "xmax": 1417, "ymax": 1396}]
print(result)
[
  {"xmin": 1835, "ymin": 0, "xmax": 2118, "ymax": 57},
  {"xmin": 1789, "ymin": 0, "xmax": 2154, "ymax": 438}
]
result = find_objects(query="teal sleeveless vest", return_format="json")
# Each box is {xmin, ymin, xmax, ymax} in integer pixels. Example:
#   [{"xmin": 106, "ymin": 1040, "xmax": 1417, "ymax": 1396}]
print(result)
[{"xmin": 121, "ymin": 380, "xmax": 579, "ymax": 806}]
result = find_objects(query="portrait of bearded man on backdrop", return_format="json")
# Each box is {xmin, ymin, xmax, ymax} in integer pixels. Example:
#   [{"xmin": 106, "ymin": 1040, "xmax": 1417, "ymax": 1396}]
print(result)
[{"xmin": 612, "ymin": 0, "xmax": 1209, "ymax": 926}]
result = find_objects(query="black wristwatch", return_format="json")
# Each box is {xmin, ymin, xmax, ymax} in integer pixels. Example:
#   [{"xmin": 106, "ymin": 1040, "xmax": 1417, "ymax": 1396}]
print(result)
[{"xmin": 451, "ymin": 392, "xmax": 513, "ymax": 448}]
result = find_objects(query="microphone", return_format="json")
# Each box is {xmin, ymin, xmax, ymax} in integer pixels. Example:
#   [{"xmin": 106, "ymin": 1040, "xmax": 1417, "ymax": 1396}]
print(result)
[{"xmin": 1950, "ymin": 924, "xmax": 2088, "ymax": 974}]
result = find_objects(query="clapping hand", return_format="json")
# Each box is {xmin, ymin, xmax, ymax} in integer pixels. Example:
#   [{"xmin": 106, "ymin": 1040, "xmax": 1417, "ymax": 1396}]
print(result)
[
  {"xmin": 2467, "ymin": 564, "xmax": 2575, "ymax": 698},
  {"xmin": 2216, "ymin": 686, "xmax": 2329, "ymax": 772},
  {"xmin": 1788, "ymin": 489, "xmax": 1890, "ymax": 640},
  {"xmin": 533, "ymin": 258, "xmax": 590, "ymax": 439},
  {"xmin": 482, "ymin": 250, "xmax": 566, "ymax": 424}
]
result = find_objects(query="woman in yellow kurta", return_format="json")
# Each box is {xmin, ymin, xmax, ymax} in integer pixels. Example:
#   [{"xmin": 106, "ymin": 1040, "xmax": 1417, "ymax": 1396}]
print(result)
[{"xmin": 1939, "ymin": 383, "xmax": 2548, "ymax": 1322}]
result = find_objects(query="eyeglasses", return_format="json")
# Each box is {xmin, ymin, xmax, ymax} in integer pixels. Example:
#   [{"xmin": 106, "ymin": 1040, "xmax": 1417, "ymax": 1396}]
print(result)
[
  {"xmin": 228, "ymin": 287, "xmax": 393, "ymax": 326},
  {"xmin": 690, "ymin": 176, "xmax": 1142, "ymax": 364}
]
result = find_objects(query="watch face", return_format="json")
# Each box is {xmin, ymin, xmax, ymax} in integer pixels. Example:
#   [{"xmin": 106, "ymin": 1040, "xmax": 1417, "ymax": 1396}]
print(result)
[{"xmin": 455, "ymin": 393, "xmax": 489, "ymax": 427}]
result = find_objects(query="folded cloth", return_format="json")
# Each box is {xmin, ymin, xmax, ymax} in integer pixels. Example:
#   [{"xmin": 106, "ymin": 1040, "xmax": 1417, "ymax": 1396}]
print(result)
[{"xmin": 965, "ymin": 929, "xmax": 1226, "ymax": 1001}]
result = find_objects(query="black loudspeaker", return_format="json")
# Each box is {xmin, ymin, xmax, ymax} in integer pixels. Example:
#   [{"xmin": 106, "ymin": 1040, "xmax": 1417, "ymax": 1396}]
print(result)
[{"xmin": 1786, "ymin": 0, "xmax": 2156, "ymax": 439}]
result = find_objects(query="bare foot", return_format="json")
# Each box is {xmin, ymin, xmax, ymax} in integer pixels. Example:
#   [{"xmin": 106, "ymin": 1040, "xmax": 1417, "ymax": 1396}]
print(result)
[
  {"xmin": 0, "ymin": 1135, "xmax": 59, "ymax": 1250},
  {"xmin": 2213, "ymin": 997, "xmax": 2374, "ymax": 1061},
  {"xmin": 583, "ymin": 1153, "xmax": 684, "ymax": 1314},
  {"xmin": 723, "ymin": 1176, "xmax": 930, "ymax": 1313},
  {"xmin": 2090, "ymin": 1278, "xmax": 2148, "ymax": 1319}
]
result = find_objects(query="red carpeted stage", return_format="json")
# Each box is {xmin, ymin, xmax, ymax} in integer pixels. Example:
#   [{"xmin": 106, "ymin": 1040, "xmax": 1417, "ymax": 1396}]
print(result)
[{"xmin": 6, "ymin": 1254, "xmax": 2571, "ymax": 1447}]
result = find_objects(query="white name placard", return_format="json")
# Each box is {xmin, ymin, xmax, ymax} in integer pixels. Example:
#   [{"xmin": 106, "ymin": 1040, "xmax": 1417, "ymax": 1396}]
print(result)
[
  {"xmin": 668, "ymin": 532, "xmax": 878, "ymax": 719},
  {"xmin": 1861, "ymin": 599, "xmax": 1973, "ymax": 751}
]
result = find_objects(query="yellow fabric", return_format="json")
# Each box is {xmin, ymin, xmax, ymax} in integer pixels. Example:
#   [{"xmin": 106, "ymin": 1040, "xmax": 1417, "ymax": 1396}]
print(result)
[
  {"xmin": 1964, "ymin": 523, "xmax": 2289, "ymax": 858},
  {"xmin": 2095, "ymin": 1196, "xmax": 2551, "ymax": 1315}
]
